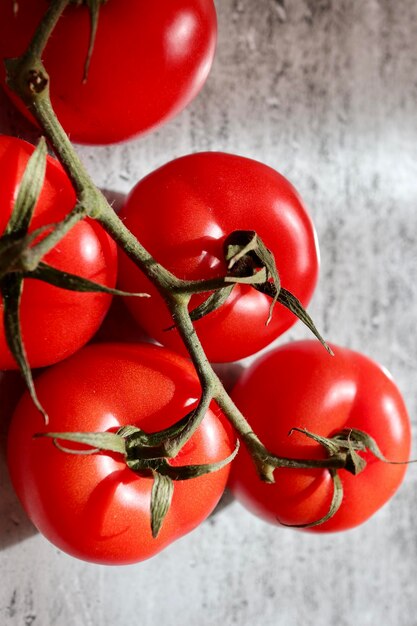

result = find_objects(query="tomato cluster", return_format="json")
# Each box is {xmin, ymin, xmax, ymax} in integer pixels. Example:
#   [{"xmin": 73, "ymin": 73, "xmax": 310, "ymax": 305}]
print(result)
[{"xmin": 0, "ymin": 1, "xmax": 411, "ymax": 565}]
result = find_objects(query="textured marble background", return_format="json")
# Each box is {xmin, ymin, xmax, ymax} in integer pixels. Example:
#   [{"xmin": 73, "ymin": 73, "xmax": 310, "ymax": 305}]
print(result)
[{"xmin": 1, "ymin": 1, "xmax": 417, "ymax": 624}]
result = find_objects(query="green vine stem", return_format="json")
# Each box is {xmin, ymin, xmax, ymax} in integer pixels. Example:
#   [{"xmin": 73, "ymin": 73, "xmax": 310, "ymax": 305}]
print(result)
[{"xmin": 4, "ymin": 0, "xmax": 347, "ymax": 486}]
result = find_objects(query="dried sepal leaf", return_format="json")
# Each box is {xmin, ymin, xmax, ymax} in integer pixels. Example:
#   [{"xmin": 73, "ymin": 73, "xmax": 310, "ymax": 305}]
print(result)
[
  {"xmin": 278, "ymin": 469, "xmax": 344, "ymax": 529},
  {"xmin": 334, "ymin": 428, "xmax": 412, "ymax": 466},
  {"xmin": 150, "ymin": 472, "xmax": 174, "ymax": 538},
  {"xmin": 0, "ymin": 274, "xmax": 48, "ymax": 423},
  {"xmin": 188, "ymin": 284, "xmax": 234, "ymax": 323},
  {"xmin": 5, "ymin": 137, "xmax": 47, "ymax": 237},
  {"xmin": 35, "ymin": 430, "xmax": 127, "ymax": 455},
  {"xmin": 223, "ymin": 230, "xmax": 330, "ymax": 350},
  {"xmin": 26, "ymin": 261, "xmax": 150, "ymax": 297},
  {"xmin": 225, "ymin": 230, "xmax": 281, "ymax": 323}
]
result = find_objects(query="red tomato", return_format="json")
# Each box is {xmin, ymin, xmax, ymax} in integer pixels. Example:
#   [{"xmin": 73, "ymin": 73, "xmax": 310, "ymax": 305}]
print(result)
[
  {"xmin": 0, "ymin": 135, "xmax": 117, "ymax": 369},
  {"xmin": 7, "ymin": 342, "xmax": 235, "ymax": 564},
  {"xmin": 118, "ymin": 152, "xmax": 320, "ymax": 363},
  {"xmin": 0, "ymin": 0, "xmax": 217, "ymax": 145},
  {"xmin": 229, "ymin": 340, "xmax": 411, "ymax": 531}
]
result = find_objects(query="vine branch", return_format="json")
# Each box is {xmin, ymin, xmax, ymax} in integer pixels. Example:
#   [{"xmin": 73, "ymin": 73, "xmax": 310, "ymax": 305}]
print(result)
[{"xmin": 3, "ymin": 0, "xmax": 343, "ymax": 487}]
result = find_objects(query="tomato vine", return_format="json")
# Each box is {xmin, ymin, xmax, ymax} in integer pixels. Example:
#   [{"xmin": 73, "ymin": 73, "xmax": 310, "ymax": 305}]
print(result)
[
  {"xmin": 1, "ymin": 0, "xmax": 411, "ymax": 545},
  {"xmin": 2, "ymin": 0, "xmax": 331, "ymax": 476}
]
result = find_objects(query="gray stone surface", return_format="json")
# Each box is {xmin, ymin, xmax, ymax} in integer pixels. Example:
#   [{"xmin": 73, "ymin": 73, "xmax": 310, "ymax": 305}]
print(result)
[{"xmin": 1, "ymin": 0, "xmax": 417, "ymax": 624}]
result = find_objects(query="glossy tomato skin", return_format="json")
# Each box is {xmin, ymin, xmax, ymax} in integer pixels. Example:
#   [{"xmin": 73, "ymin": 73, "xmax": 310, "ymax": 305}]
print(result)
[
  {"xmin": 7, "ymin": 343, "xmax": 235, "ymax": 564},
  {"xmin": 0, "ymin": 136, "xmax": 117, "ymax": 369},
  {"xmin": 0, "ymin": 1, "xmax": 217, "ymax": 145},
  {"xmin": 118, "ymin": 152, "xmax": 319, "ymax": 363},
  {"xmin": 229, "ymin": 340, "xmax": 411, "ymax": 531}
]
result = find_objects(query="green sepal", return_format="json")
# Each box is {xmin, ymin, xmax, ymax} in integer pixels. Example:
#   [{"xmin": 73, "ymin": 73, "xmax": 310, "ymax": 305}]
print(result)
[
  {"xmin": 124, "ymin": 393, "xmax": 213, "ymax": 460},
  {"xmin": 34, "ymin": 430, "xmax": 126, "ymax": 455},
  {"xmin": 188, "ymin": 284, "xmax": 235, "ymax": 324},
  {"xmin": 0, "ymin": 273, "xmax": 48, "ymax": 423},
  {"xmin": 124, "ymin": 411, "xmax": 197, "ymax": 460},
  {"xmin": 4, "ymin": 137, "xmax": 47, "ymax": 237},
  {"xmin": 276, "ymin": 288, "xmax": 333, "ymax": 355},
  {"xmin": 223, "ymin": 230, "xmax": 331, "ymax": 351},
  {"xmin": 279, "ymin": 469, "xmax": 343, "ymax": 529},
  {"xmin": 333, "ymin": 428, "xmax": 411, "ymax": 467},
  {"xmin": 150, "ymin": 437, "xmax": 239, "ymax": 538},
  {"xmin": 255, "ymin": 282, "xmax": 332, "ymax": 354},
  {"xmin": 116, "ymin": 425, "xmax": 141, "ymax": 438},
  {"xmin": 0, "ymin": 137, "xmax": 49, "ymax": 422},
  {"xmin": 225, "ymin": 230, "xmax": 281, "ymax": 322},
  {"xmin": 225, "ymin": 230, "xmax": 281, "ymax": 293},
  {"xmin": 225, "ymin": 267, "xmax": 267, "ymax": 285},
  {"xmin": 344, "ymin": 445, "xmax": 367, "ymax": 475},
  {"xmin": 150, "ymin": 472, "xmax": 174, "ymax": 538},
  {"xmin": 0, "ymin": 225, "xmax": 52, "ymax": 278},
  {"xmin": 289, "ymin": 426, "xmax": 367, "ymax": 476},
  {"xmin": 35, "ymin": 426, "xmax": 240, "ymax": 478},
  {"xmin": 25, "ymin": 261, "xmax": 150, "ymax": 297},
  {"xmin": 125, "ymin": 438, "xmax": 240, "ymax": 479},
  {"xmin": 158, "ymin": 439, "xmax": 240, "ymax": 481},
  {"xmin": 225, "ymin": 231, "xmax": 260, "ymax": 268},
  {"xmin": 289, "ymin": 427, "xmax": 341, "ymax": 456}
]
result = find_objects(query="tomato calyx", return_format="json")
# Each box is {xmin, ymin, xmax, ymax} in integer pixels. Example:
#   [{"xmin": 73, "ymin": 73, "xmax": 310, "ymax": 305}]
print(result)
[
  {"xmin": 35, "ymin": 424, "xmax": 239, "ymax": 537},
  {"xmin": 0, "ymin": 138, "xmax": 148, "ymax": 421},
  {"xmin": 226, "ymin": 230, "xmax": 332, "ymax": 354},
  {"xmin": 291, "ymin": 426, "xmax": 411, "ymax": 474},
  {"xmin": 224, "ymin": 230, "xmax": 281, "ymax": 323},
  {"xmin": 271, "ymin": 426, "xmax": 410, "ymax": 528},
  {"xmin": 0, "ymin": 138, "xmax": 50, "ymax": 421},
  {"xmin": 239, "ymin": 423, "xmax": 411, "ymax": 529},
  {"xmin": 186, "ymin": 229, "xmax": 332, "ymax": 354}
]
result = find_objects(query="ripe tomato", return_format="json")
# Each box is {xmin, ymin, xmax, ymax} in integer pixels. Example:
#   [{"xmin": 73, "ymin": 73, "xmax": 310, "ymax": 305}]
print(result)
[
  {"xmin": 0, "ymin": 135, "xmax": 117, "ymax": 369},
  {"xmin": 0, "ymin": 0, "xmax": 217, "ymax": 145},
  {"xmin": 229, "ymin": 340, "xmax": 411, "ymax": 531},
  {"xmin": 7, "ymin": 342, "xmax": 235, "ymax": 564},
  {"xmin": 117, "ymin": 152, "xmax": 320, "ymax": 363}
]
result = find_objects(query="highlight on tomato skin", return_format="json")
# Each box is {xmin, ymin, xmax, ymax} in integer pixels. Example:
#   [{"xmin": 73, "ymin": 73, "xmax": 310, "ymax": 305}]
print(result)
[
  {"xmin": 117, "ymin": 152, "xmax": 320, "ymax": 363},
  {"xmin": 0, "ymin": 135, "xmax": 118, "ymax": 369},
  {"xmin": 7, "ymin": 342, "xmax": 235, "ymax": 565},
  {"xmin": 0, "ymin": 0, "xmax": 218, "ymax": 145},
  {"xmin": 228, "ymin": 340, "xmax": 411, "ymax": 532}
]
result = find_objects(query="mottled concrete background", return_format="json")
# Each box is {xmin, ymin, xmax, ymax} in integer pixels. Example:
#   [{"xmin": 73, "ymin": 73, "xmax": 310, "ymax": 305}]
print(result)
[{"xmin": 1, "ymin": 1, "xmax": 417, "ymax": 624}]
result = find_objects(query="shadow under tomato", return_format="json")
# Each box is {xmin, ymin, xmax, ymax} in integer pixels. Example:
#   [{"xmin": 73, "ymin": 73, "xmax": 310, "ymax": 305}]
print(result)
[
  {"xmin": 92, "ymin": 297, "xmax": 155, "ymax": 345},
  {"xmin": 209, "ymin": 488, "xmax": 235, "ymax": 518},
  {"xmin": 100, "ymin": 188, "xmax": 127, "ymax": 215},
  {"xmin": 81, "ymin": 467, "xmax": 136, "ymax": 543},
  {"xmin": 0, "ymin": 371, "xmax": 38, "ymax": 550},
  {"xmin": 0, "ymin": 87, "xmax": 40, "ymax": 141},
  {"xmin": 212, "ymin": 362, "xmax": 245, "ymax": 393}
]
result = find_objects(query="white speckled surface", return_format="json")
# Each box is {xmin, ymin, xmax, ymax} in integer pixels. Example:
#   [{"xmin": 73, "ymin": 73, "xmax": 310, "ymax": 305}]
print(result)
[{"xmin": 1, "ymin": 1, "xmax": 417, "ymax": 624}]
